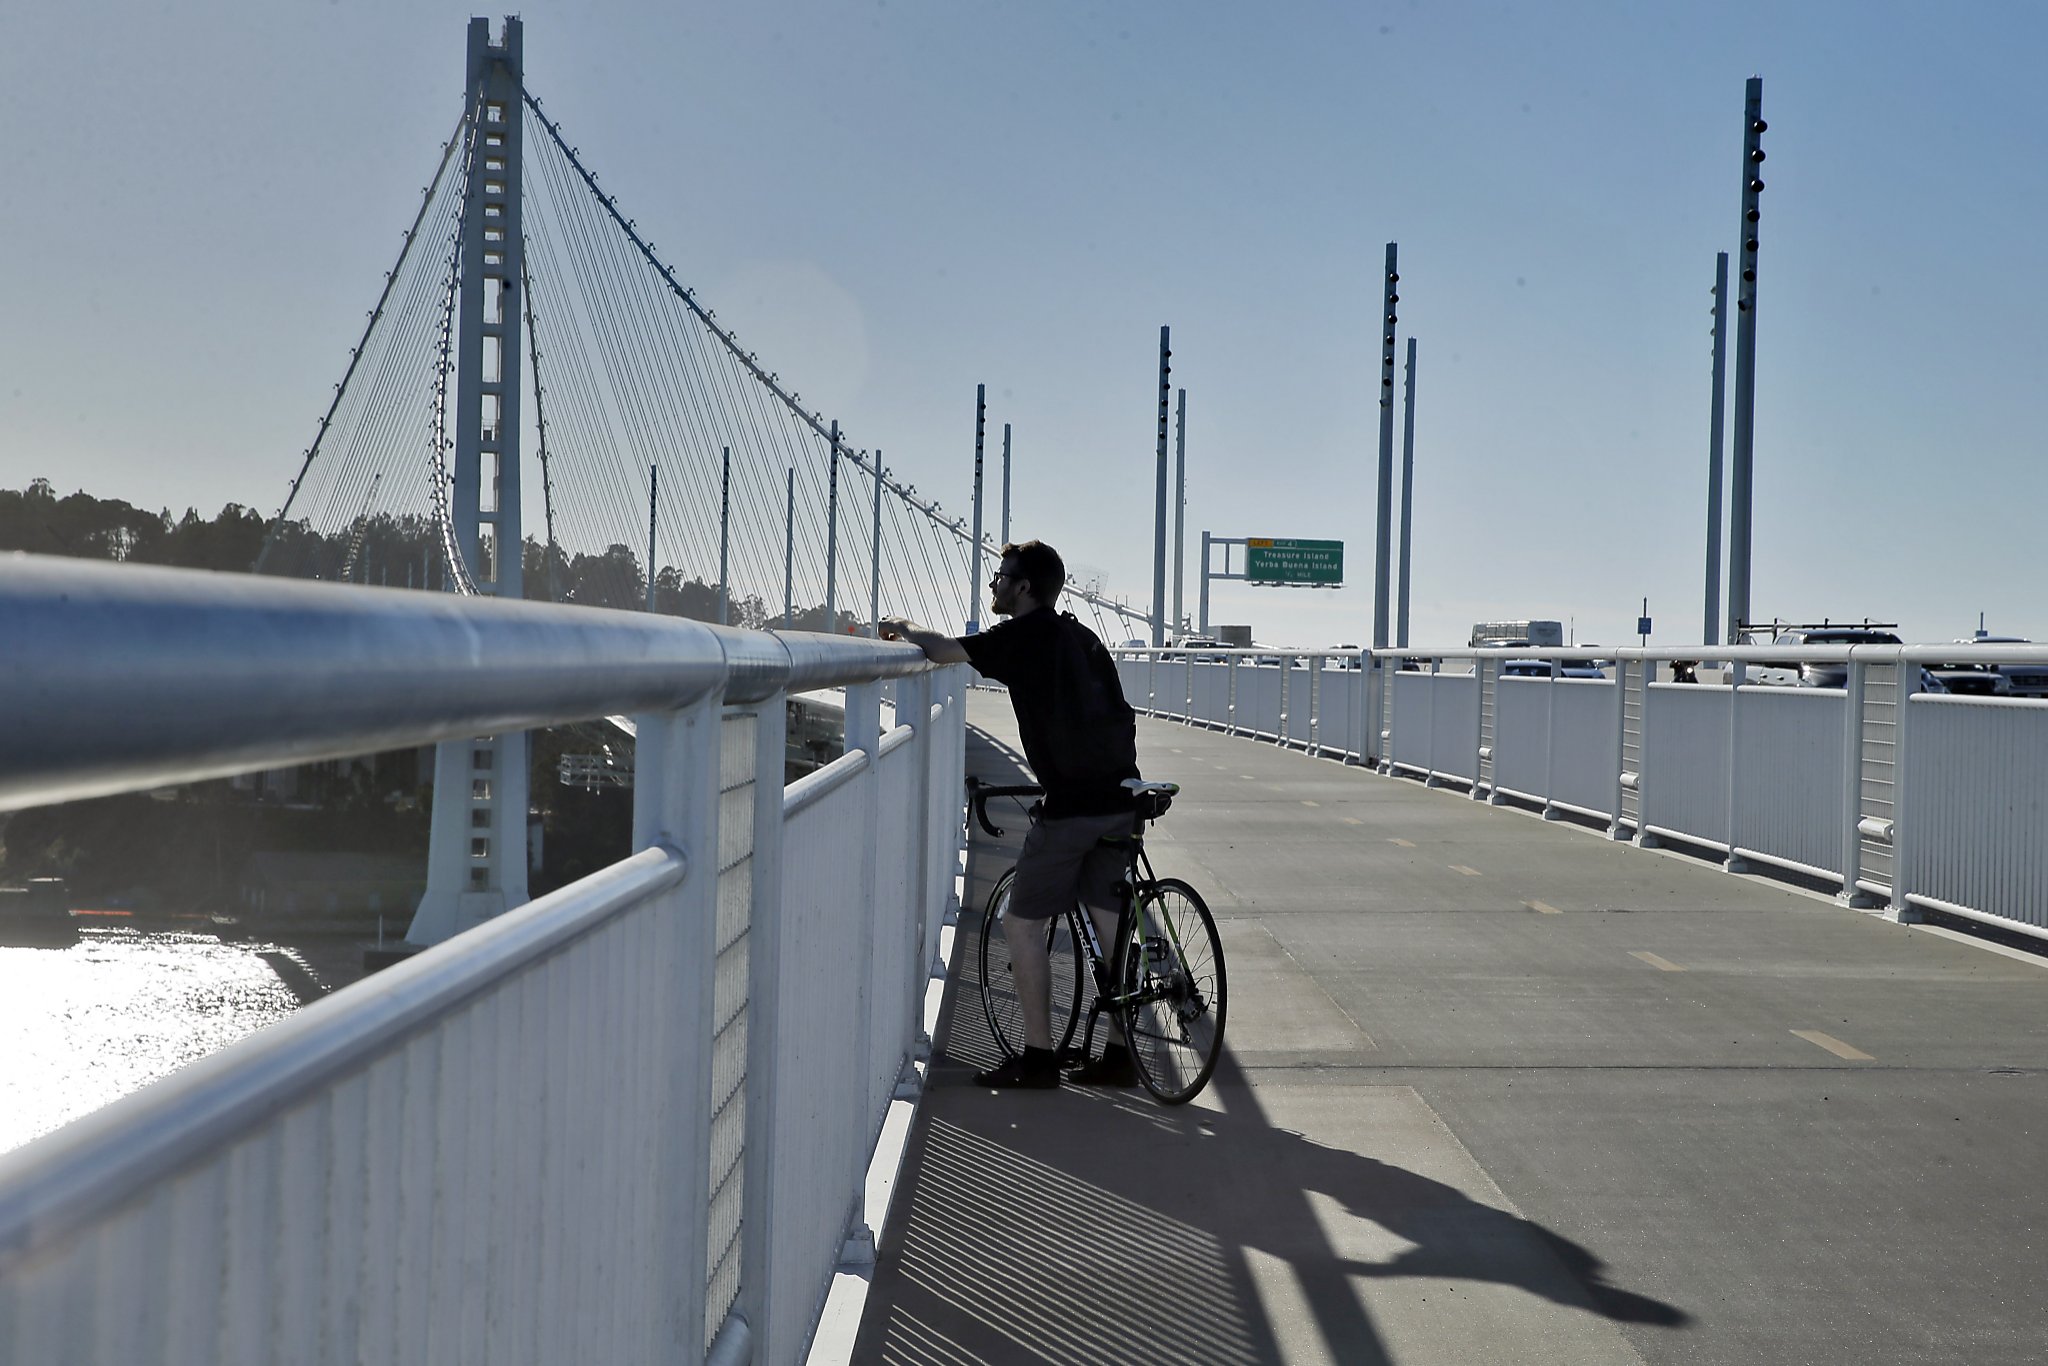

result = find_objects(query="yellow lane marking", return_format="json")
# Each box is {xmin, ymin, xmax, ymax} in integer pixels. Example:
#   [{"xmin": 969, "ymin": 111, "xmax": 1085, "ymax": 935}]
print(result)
[
  {"xmin": 1388, "ymin": 838, "xmax": 1416, "ymax": 848},
  {"xmin": 1792, "ymin": 1029, "xmax": 1874, "ymax": 1061},
  {"xmin": 1341, "ymin": 817, "xmax": 1364, "ymax": 826},
  {"xmin": 1526, "ymin": 900, "xmax": 1563, "ymax": 915},
  {"xmin": 1629, "ymin": 950, "xmax": 1686, "ymax": 972},
  {"xmin": 1242, "ymin": 774, "xmax": 1258, "ymax": 780},
  {"xmin": 1301, "ymin": 800, "xmax": 1320, "ymax": 807},
  {"xmin": 1449, "ymin": 864, "xmax": 1483, "ymax": 877}
]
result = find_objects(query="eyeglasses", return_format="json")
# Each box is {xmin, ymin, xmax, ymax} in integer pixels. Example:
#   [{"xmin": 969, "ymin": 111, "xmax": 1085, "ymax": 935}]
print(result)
[{"xmin": 989, "ymin": 571, "xmax": 1016, "ymax": 589}]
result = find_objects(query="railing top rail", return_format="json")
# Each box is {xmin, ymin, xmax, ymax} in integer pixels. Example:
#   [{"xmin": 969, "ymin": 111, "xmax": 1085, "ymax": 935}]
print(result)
[
  {"xmin": 0, "ymin": 844, "xmax": 684, "ymax": 1274},
  {"xmin": 0, "ymin": 553, "xmax": 932, "ymax": 812},
  {"xmin": 1112, "ymin": 643, "xmax": 2048, "ymax": 665}
]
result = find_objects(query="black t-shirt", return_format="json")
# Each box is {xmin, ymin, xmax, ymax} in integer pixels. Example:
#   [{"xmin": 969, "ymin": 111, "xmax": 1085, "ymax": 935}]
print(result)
[{"xmin": 959, "ymin": 606, "xmax": 1139, "ymax": 817}]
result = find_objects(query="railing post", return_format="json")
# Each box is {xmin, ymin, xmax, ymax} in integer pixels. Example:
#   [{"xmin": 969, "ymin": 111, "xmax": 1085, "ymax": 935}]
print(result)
[
  {"xmin": 1308, "ymin": 656, "xmax": 1323, "ymax": 756},
  {"xmin": 1422, "ymin": 659, "xmax": 1442, "ymax": 787},
  {"xmin": 738, "ymin": 687, "xmax": 791, "ymax": 1364},
  {"xmin": 1471, "ymin": 657, "xmax": 1486, "ymax": 799},
  {"xmin": 1841, "ymin": 660, "xmax": 1871, "ymax": 906},
  {"xmin": 1890, "ymin": 662, "xmax": 1919, "ymax": 921},
  {"xmin": 1184, "ymin": 651, "xmax": 1195, "ymax": 724},
  {"xmin": 897, "ymin": 671, "xmax": 939, "ymax": 1010},
  {"xmin": 1609, "ymin": 659, "xmax": 1631, "ymax": 840},
  {"xmin": 847, "ymin": 678, "xmax": 885, "ymax": 1093},
  {"xmin": 1725, "ymin": 663, "xmax": 1751, "ymax": 872},
  {"xmin": 1372, "ymin": 655, "xmax": 1391, "ymax": 774},
  {"xmin": 1634, "ymin": 659, "xmax": 1660, "ymax": 846},
  {"xmin": 1541, "ymin": 660, "xmax": 1562, "ymax": 819},
  {"xmin": 1227, "ymin": 654, "xmax": 1240, "ymax": 736},
  {"xmin": 631, "ymin": 694, "xmax": 723, "ymax": 1358}
]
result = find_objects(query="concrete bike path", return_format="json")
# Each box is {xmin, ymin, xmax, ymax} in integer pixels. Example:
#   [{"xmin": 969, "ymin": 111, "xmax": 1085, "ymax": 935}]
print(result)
[{"xmin": 848, "ymin": 695, "xmax": 2048, "ymax": 1365}]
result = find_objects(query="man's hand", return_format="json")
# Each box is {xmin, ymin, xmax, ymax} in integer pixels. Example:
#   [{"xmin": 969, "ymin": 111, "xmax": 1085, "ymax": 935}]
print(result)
[{"xmin": 879, "ymin": 616, "xmax": 971, "ymax": 665}]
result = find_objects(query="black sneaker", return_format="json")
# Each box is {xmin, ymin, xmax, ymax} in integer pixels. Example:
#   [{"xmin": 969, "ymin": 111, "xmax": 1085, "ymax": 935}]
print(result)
[
  {"xmin": 1067, "ymin": 1047, "xmax": 1137, "ymax": 1087},
  {"xmin": 975, "ymin": 1049, "xmax": 1060, "ymax": 1089}
]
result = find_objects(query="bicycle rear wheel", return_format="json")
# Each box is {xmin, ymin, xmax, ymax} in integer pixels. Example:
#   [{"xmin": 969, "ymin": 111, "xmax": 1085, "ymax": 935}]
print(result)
[
  {"xmin": 1118, "ymin": 878, "xmax": 1227, "ymax": 1104},
  {"xmin": 979, "ymin": 868, "xmax": 1084, "ymax": 1061}
]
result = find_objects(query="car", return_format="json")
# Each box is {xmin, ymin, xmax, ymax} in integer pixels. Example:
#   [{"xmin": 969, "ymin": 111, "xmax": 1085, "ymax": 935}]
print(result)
[
  {"xmin": 1326, "ymin": 644, "xmax": 1365, "ymax": 669},
  {"xmin": 1171, "ymin": 637, "xmax": 1231, "ymax": 662},
  {"xmin": 1925, "ymin": 655, "xmax": 2011, "ymax": 697},
  {"xmin": 1120, "ymin": 638, "xmax": 1148, "ymax": 650},
  {"xmin": 1500, "ymin": 657, "xmax": 1606, "ymax": 679},
  {"xmin": 1953, "ymin": 635, "xmax": 2048, "ymax": 698},
  {"xmin": 1750, "ymin": 625, "xmax": 1902, "ymax": 689}
]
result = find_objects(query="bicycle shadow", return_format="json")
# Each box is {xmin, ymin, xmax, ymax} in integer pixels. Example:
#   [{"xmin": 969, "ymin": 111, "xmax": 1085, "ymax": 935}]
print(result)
[{"xmin": 856, "ymin": 724, "xmax": 1689, "ymax": 1364}]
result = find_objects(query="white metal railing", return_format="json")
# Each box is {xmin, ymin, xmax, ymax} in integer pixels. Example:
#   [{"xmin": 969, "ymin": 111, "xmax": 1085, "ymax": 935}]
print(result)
[
  {"xmin": 1115, "ymin": 643, "xmax": 2048, "ymax": 943},
  {"xmin": 0, "ymin": 553, "xmax": 965, "ymax": 1366}
]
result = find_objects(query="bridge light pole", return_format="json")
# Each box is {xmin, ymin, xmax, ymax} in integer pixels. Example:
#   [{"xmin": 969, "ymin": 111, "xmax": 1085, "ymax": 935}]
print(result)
[
  {"xmin": 719, "ymin": 447, "xmax": 731, "ymax": 625},
  {"xmin": 1373, "ymin": 244, "xmax": 1398, "ymax": 650},
  {"xmin": 1153, "ymin": 326, "xmax": 1171, "ymax": 646},
  {"xmin": 1001, "ymin": 423, "xmax": 1012, "ymax": 549},
  {"xmin": 1173, "ymin": 388, "xmax": 1187, "ymax": 640},
  {"xmin": 1397, "ymin": 337, "xmax": 1416, "ymax": 649},
  {"xmin": 825, "ymin": 420, "xmax": 840, "ymax": 630},
  {"xmin": 410, "ymin": 16, "xmax": 529, "ymax": 946},
  {"xmin": 968, "ymin": 385, "xmax": 986, "ymax": 634},
  {"xmin": 1705, "ymin": 252, "xmax": 1728, "ymax": 646},
  {"xmin": 1726, "ymin": 78, "xmax": 1765, "ymax": 645}
]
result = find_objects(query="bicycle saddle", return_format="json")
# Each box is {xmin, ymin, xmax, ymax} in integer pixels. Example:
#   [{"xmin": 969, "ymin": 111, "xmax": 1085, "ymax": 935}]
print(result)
[{"xmin": 1123, "ymin": 778, "xmax": 1178, "ymax": 820}]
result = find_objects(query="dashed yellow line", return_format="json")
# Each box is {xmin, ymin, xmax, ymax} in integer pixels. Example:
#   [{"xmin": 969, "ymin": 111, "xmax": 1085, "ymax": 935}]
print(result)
[
  {"xmin": 1341, "ymin": 817, "xmax": 1364, "ymax": 826},
  {"xmin": 1792, "ymin": 1029, "xmax": 1874, "ymax": 1061},
  {"xmin": 1449, "ymin": 864, "xmax": 1483, "ymax": 877},
  {"xmin": 1526, "ymin": 900, "xmax": 1563, "ymax": 915},
  {"xmin": 1301, "ymin": 800, "xmax": 1320, "ymax": 807},
  {"xmin": 1388, "ymin": 837, "xmax": 1416, "ymax": 848},
  {"xmin": 1629, "ymin": 950, "xmax": 1686, "ymax": 972}
]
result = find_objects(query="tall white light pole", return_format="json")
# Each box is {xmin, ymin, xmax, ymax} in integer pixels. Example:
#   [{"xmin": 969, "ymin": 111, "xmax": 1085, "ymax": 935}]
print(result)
[
  {"xmin": 1152, "ymin": 327, "xmax": 1172, "ymax": 646},
  {"xmin": 1373, "ymin": 244, "xmax": 1399, "ymax": 649},
  {"xmin": 1397, "ymin": 338, "xmax": 1417, "ymax": 649},
  {"xmin": 968, "ymin": 385, "xmax": 986, "ymax": 633},
  {"xmin": 1173, "ymin": 388, "xmax": 1187, "ymax": 640},
  {"xmin": 1704, "ymin": 253, "xmax": 1728, "ymax": 646},
  {"xmin": 1726, "ymin": 78, "xmax": 1766, "ymax": 645}
]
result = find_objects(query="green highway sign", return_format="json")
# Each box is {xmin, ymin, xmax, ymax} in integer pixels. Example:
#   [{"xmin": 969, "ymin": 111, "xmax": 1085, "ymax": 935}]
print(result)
[{"xmin": 1245, "ymin": 537, "xmax": 1343, "ymax": 586}]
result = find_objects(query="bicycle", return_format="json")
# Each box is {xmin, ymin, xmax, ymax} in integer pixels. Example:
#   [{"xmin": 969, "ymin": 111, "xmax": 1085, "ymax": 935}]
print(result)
[{"xmin": 968, "ymin": 777, "xmax": 1227, "ymax": 1104}]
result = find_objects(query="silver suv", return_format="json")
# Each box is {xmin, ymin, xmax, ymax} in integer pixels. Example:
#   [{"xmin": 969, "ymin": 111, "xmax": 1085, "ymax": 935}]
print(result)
[{"xmin": 1751, "ymin": 625, "xmax": 1901, "ymax": 690}]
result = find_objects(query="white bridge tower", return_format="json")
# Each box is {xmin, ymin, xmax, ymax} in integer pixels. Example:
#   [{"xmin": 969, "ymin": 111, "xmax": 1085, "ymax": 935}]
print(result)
[{"xmin": 409, "ymin": 17, "xmax": 530, "ymax": 944}]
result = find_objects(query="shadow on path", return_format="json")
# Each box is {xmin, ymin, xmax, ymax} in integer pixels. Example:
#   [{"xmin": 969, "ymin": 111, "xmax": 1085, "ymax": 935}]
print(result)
[{"xmin": 852, "ymin": 723, "xmax": 1687, "ymax": 1364}]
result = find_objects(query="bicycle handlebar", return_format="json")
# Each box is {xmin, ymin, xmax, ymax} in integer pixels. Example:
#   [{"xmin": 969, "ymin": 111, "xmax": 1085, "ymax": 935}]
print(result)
[{"xmin": 966, "ymin": 776, "xmax": 1043, "ymax": 837}]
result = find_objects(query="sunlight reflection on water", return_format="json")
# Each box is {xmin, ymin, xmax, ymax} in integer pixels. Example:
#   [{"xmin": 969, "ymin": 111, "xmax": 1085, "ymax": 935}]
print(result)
[{"xmin": 0, "ymin": 929, "xmax": 301, "ymax": 1155}]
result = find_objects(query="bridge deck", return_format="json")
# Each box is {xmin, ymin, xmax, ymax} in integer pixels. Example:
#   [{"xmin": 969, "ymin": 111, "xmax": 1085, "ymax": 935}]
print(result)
[{"xmin": 849, "ymin": 693, "xmax": 2048, "ymax": 1365}]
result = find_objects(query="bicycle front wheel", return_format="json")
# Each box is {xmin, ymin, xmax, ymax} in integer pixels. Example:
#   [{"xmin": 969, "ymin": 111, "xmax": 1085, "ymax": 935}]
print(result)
[
  {"xmin": 979, "ymin": 868, "xmax": 1085, "ymax": 1062},
  {"xmin": 1119, "ymin": 878, "xmax": 1227, "ymax": 1104}
]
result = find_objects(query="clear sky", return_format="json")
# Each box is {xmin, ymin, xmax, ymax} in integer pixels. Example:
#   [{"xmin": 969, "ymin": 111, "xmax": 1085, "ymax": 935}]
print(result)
[{"xmin": 4, "ymin": 2, "xmax": 2043, "ymax": 649}]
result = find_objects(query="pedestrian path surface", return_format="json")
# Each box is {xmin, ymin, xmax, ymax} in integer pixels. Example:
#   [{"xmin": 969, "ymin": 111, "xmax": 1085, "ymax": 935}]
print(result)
[{"xmin": 851, "ymin": 694, "xmax": 2048, "ymax": 1365}]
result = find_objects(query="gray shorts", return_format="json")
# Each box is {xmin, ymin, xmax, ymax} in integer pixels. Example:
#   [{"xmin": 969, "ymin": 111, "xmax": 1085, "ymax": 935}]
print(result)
[{"xmin": 1007, "ymin": 810, "xmax": 1137, "ymax": 921}]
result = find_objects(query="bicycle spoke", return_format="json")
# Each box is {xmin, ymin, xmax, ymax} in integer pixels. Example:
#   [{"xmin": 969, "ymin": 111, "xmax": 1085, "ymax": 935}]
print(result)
[
  {"xmin": 979, "ymin": 871, "xmax": 1086, "ymax": 1062},
  {"xmin": 1120, "ymin": 878, "xmax": 1226, "ymax": 1103}
]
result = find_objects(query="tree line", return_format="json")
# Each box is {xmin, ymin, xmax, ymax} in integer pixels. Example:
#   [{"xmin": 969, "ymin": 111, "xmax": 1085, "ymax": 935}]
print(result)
[{"xmin": 0, "ymin": 478, "xmax": 867, "ymax": 633}]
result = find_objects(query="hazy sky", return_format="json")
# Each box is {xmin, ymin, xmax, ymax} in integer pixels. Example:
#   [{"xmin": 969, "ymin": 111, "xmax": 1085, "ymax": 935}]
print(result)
[{"xmin": 4, "ymin": 2, "xmax": 2042, "ymax": 648}]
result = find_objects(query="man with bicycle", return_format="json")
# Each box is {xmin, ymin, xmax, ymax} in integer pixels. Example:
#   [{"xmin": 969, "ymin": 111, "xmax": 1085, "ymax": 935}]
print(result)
[{"xmin": 882, "ymin": 539, "xmax": 1142, "ymax": 1089}]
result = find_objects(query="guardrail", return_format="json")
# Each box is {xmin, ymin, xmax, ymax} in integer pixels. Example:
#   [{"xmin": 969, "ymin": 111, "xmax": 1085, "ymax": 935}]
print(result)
[
  {"xmin": 0, "ymin": 553, "xmax": 965, "ymax": 1366},
  {"xmin": 1115, "ymin": 644, "xmax": 2048, "ymax": 944}
]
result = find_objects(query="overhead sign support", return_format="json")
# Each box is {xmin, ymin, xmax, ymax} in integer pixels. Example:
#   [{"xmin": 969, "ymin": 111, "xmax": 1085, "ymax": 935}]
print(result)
[{"xmin": 1198, "ymin": 534, "xmax": 1346, "ymax": 635}]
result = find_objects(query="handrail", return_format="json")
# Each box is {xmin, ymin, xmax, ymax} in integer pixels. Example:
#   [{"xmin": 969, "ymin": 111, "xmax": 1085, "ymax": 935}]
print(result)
[
  {"xmin": 0, "ymin": 845, "xmax": 685, "ymax": 1274},
  {"xmin": 0, "ymin": 552, "xmax": 933, "ymax": 811}
]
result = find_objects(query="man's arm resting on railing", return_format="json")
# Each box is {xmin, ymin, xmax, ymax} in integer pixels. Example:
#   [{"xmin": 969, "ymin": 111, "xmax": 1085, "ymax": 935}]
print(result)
[{"xmin": 880, "ymin": 617, "xmax": 971, "ymax": 665}]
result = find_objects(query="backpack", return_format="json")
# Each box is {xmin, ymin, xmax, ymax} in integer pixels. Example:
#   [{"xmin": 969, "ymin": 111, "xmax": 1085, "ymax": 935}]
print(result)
[{"xmin": 1042, "ymin": 612, "xmax": 1138, "ymax": 786}]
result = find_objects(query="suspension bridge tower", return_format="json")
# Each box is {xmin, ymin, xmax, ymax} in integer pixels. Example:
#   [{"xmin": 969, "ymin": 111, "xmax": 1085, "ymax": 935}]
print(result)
[{"xmin": 409, "ymin": 16, "xmax": 530, "ymax": 944}]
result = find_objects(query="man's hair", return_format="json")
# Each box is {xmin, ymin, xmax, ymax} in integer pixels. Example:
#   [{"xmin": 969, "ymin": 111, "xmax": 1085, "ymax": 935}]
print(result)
[{"xmin": 1002, "ymin": 540, "xmax": 1065, "ymax": 605}]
